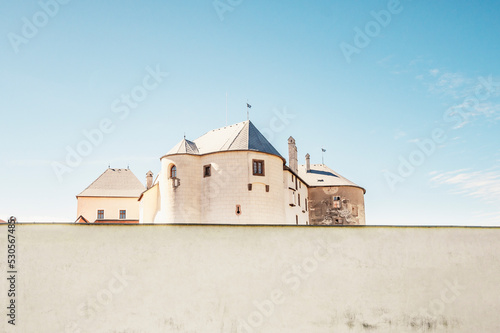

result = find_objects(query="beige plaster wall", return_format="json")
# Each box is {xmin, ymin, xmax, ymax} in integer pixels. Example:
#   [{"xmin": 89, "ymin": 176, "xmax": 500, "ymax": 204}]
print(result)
[
  {"xmin": 1, "ymin": 225, "xmax": 499, "ymax": 332},
  {"xmin": 77, "ymin": 197, "xmax": 140, "ymax": 222}
]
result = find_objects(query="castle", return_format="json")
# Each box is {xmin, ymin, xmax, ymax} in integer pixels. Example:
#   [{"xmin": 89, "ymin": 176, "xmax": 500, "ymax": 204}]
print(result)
[{"xmin": 77, "ymin": 120, "xmax": 365, "ymax": 225}]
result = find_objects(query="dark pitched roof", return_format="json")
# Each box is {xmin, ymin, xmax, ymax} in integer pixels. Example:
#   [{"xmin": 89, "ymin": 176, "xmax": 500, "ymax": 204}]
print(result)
[{"xmin": 166, "ymin": 120, "xmax": 283, "ymax": 159}]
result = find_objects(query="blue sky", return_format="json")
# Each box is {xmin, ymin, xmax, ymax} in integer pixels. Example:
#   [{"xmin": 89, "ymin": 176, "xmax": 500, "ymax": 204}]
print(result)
[{"xmin": 1, "ymin": 0, "xmax": 499, "ymax": 225}]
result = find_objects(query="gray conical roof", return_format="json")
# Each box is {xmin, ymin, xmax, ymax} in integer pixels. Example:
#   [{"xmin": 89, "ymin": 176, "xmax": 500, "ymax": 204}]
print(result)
[
  {"xmin": 165, "ymin": 121, "xmax": 283, "ymax": 159},
  {"xmin": 167, "ymin": 138, "xmax": 199, "ymax": 154}
]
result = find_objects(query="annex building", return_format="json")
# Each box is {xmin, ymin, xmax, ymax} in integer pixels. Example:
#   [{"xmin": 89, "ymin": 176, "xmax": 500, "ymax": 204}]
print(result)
[{"xmin": 75, "ymin": 168, "xmax": 145, "ymax": 223}]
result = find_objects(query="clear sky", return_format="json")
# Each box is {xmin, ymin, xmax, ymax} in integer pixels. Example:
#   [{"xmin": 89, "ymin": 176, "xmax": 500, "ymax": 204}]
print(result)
[{"xmin": 1, "ymin": 0, "xmax": 499, "ymax": 225}]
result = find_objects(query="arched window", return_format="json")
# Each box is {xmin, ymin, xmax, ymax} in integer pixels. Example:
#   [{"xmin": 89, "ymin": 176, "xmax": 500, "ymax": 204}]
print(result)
[{"xmin": 170, "ymin": 165, "xmax": 177, "ymax": 178}]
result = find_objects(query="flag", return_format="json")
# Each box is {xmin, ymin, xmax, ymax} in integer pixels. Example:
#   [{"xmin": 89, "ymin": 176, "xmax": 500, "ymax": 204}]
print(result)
[
  {"xmin": 322, "ymin": 148, "xmax": 326, "ymax": 152},
  {"xmin": 247, "ymin": 103, "xmax": 252, "ymax": 108}
]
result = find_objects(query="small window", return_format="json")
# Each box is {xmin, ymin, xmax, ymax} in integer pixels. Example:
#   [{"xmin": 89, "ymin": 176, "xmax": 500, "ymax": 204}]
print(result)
[
  {"xmin": 298, "ymin": 194, "xmax": 301, "ymax": 206},
  {"xmin": 203, "ymin": 164, "xmax": 211, "ymax": 177},
  {"xmin": 252, "ymin": 160, "xmax": 265, "ymax": 176},
  {"xmin": 305, "ymin": 198, "xmax": 308, "ymax": 211},
  {"xmin": 333, "ymin": 196, "xmax": 341, "ymax": 209},
  {"xmin": 296, "ymin": 215, "xmax": 298, "ymax": 225},
  {"xmin": 248, "ymin": 184, "xmax": 252, "ymax": 191},
  {"xmin": 265, "ymin": 185, "xmax": 270, "ymax": 192},
  {"xmin": 295, "ymin": 177, "xmax": 298, "ymax": 189},
  {"xmin": 170, "ymin": 165, "xmax": 177, "ymax": 178},
  {"xmin": 119, "ymin": 210, "xmax": 126, "ymax": 219},
  {"xmin": 291, "ymin": 174, "xmax": 294, "ymax": 182},
  {"xmin": 235, "ymin": 204, "xmax": 242, "ymax": 215},
  {"xmin": 299, "ymin": 181, "xmax": 301, "ymax": 189},
  {"xmin": 97, "ymin": 210, "xmax": 104, "ymax": 219}
]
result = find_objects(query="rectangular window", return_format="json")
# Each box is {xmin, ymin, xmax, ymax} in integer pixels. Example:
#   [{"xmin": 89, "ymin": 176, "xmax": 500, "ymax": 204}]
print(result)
[
  {"xmin": 305, "ymin": 198, "xmax": 308, "ymax": 211},
  {"xmin": 203, "ymin": 164, "xmax": 211, "ymax": 177},
  {"xmin": 252, "ymin": 160, "xmax": 265, "ymax": 176},
  {"xmin": 289, "ymin": 190, "xmax": 296, "ymax": 206},
  {"xmin": 296, "ymin": 215, "xmax": 298, "ymax": 225},
  {"xmin": 248, "ymin": 183, "xmax": 252, "ymax": 191},
  {"xmin": 298, "ymin": 194, "xmax": 301, "ymax": 206},
  {"xmin": 265, "ymin": 185, "xmax": 270, "ymax": 192},
  {"xmin": 120, "ymin": 210, "xmax": 126, "ymax": 219},
  {"xmin": 333, "ymin": 196, "xmax": 341, "ymax": 209},
  {"xmin": 97, "ymin": 210, "xmax": 104, "ymax": 219}
]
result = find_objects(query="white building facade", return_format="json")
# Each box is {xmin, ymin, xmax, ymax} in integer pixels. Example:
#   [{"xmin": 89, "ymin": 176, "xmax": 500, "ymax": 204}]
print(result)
[{"xmin": 139, "ymin": 120, "xmax": 366, "ymax": 225}]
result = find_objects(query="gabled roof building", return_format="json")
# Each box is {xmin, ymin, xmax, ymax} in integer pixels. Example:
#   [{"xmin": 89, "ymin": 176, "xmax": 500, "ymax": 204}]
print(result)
[{"xmin": 76, "ymin": 168, "xmax": 145, "ymax": 223}]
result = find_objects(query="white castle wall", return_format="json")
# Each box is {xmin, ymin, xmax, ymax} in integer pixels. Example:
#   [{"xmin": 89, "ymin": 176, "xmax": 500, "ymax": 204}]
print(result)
[
  {"xmin": 159, "ymin": 154, "xmax": 202, "ymax": 223},
  {"xmin": 1, "ymin": 224, "xmax": 499, "ymax": 333},
  {"xmin": 147, "ymin": 151, "xmax": 286, "ymax": 224},
  {"xmin": 283, "ymin": 170, "xmax": 309, "ymax": 225},
  {"xmin": 139, "ymin": 183, "xmax": 159, "ymax": 222}
]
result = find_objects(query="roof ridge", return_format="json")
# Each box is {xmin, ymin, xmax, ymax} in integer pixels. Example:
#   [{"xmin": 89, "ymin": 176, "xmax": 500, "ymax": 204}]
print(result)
[
  {"xmin": 199, "ymin": 120, "xmax": 248, "ymax": 137},
  {"xmin": 77, "ymin": 168, "xmax": 145, "ymax": 198}
]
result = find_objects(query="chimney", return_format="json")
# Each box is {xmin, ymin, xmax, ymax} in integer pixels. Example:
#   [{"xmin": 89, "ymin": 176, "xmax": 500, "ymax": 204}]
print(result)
[
  {"xmin": 146, "ymin": 171, "xmax": 153, "ymax": 189},
  {"xmin": 288, "ymin": 136, "xmax": 298, "ymax": 173},
  {"xmin": 305, "ymin": 153, "xmax": 310, "ymax": 172}
]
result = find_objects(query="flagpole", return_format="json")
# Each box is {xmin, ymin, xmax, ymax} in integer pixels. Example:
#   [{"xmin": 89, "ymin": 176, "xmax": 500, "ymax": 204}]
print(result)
[
  {"xmin": 321, "ymin": 148, "xmax": 325, "ymax": 165},
  {"xmin": 246, "ymin": 101, "xmax": 252, "ymax": 121}
]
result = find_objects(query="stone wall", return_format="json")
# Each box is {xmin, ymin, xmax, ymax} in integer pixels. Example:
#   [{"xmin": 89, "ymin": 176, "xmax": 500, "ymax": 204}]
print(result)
[{"xmin": 308, "ymin": 186, "xmax": 366, "ymax": 225}]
